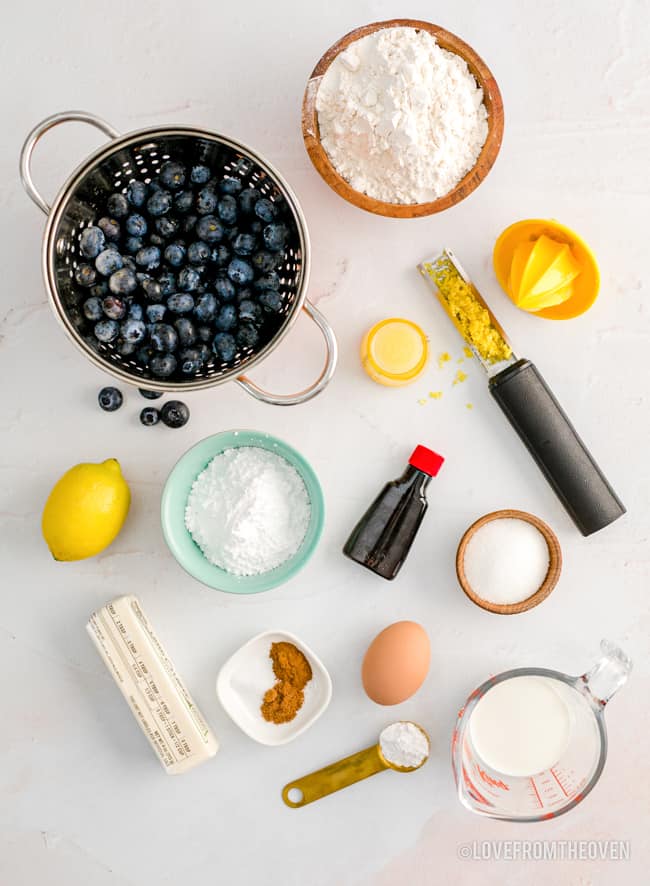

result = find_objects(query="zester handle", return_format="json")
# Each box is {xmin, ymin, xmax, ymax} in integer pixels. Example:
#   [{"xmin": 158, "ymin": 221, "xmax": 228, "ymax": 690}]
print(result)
[{"xmin": 489, "ymin": 359, "xmax": 625, "ymax": 536}]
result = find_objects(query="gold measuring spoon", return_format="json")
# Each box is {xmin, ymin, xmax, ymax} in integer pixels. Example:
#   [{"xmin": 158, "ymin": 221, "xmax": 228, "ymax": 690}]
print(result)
[{"xmin": 282, "ymin": 721, "xmax": 430, "ymax": 808}]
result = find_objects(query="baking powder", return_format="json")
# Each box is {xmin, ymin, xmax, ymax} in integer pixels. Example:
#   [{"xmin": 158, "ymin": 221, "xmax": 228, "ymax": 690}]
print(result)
[
  {"xmin": 379, "ymin": 721, "xmax": 430, "ymax": 768},
  {"xmin": 185, "ymin": 447, "xmax": 311, "ymax": 576},
  {"xmin": 316, "ymin": 26, "xmax": 488, "ymax": 203}
]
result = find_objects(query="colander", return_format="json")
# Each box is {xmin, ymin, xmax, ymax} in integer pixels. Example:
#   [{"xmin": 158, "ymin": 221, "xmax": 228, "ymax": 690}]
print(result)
[{"xmin": 21, "ymin": 111, "xmax": 337, "ymax": 405}]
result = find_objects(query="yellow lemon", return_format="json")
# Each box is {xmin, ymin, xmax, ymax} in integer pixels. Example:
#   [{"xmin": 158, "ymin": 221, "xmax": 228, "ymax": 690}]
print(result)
[{"xmin": 42, "ymin": 459, "xmax": 131, "ymax": 561}]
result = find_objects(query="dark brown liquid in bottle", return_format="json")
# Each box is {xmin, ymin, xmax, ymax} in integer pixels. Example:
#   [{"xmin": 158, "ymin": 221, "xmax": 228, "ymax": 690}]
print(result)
[{"xmin": 343, "ymin": 466, "xmax": 430, "ymax": 580}]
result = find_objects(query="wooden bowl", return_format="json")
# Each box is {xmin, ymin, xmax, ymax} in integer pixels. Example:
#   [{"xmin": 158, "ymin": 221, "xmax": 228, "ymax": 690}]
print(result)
[
  {"xmin": 302, "ymin": 19, "xmax": 504, "ymax": 218},
  {"xmin": 455, "ymin": 510, "xmax": 562, "ymax": 615}
]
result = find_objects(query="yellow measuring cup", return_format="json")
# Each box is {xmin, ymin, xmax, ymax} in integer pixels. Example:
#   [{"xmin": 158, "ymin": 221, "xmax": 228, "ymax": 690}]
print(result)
[{"xmin": 282, "ymin": 721, "xmax": 430, "ymax": 808}]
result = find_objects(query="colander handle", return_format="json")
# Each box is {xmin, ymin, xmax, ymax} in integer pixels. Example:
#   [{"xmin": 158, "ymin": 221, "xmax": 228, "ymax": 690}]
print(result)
[
  {"xmin": 20, "ymin": 111, "xmax": 120, "ymax": 215},
  {"xmin": 236, "ymin": 300, "xmax": 338, "ymax": 406}
]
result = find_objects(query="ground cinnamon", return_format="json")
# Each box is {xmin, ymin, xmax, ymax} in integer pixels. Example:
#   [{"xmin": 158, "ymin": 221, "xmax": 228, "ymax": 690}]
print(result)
[{"xmin": 261, "ymin": 641, "xmax": 313, "ymax": 724}]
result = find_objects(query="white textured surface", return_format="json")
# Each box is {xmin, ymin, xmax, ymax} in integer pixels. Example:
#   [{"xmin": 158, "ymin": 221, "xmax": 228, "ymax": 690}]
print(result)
[{"xmin": 1, "ymin": 1, "xmax": 648, "ymax": 885}]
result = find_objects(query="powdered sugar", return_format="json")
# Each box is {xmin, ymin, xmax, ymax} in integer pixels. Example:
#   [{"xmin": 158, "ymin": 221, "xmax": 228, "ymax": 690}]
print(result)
[
  {"xmin": 315, "ymin": 26, "xmax": 489, "ymax": 204},
  {"xmin": 379, "ymin": 721, "xmax": 430, "ymax": 769},
  {"xmin": 185, "ymin": 447, "xmax": 311, "ymax": 576}
]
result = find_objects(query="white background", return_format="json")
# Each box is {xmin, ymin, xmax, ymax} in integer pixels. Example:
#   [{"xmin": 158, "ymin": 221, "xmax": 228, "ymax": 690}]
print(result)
[{"xmin": 2, "ymin": 1, "xmax": 649, "ymax": 884}]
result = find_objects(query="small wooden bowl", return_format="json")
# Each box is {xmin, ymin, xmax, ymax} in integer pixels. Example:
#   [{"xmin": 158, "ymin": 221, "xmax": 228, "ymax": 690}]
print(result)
[
  {"xmin": 302, "ymin": 19, "xmax": 504, "ymax": 218},
  {"xmin": 456, "ymin": 510, "xmax": 562, "ymax": 615}
]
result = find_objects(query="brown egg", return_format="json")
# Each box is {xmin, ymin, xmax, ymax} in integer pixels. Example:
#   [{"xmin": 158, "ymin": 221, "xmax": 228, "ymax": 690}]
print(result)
[{"xmin": 362, "ymin": 621, "xmax": 430, "ymax": 705}]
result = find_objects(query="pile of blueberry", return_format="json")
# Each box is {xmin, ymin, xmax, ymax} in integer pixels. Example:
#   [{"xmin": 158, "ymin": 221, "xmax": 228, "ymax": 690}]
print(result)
[
  {"xmin": 72, "ymin": 158, "xmax": 293, "ymax": 380},
  {"xmin": 98, "ymin": 386, "xmax": 190, "ymax": 429}
]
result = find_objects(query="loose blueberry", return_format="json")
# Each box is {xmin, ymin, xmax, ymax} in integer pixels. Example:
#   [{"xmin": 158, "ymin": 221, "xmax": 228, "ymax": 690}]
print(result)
[
  {"xmin": 160, "ymin": 400, "xmax": 190, "ymax": 428},
  {"xmin": 219, "ymin": 176, "xmax": 242, "ymax": 195},
  {"xmin": 98, "ymin": 386, "xmax": 123, "ymax": 411},
  {"xmin": 178, "ymin": 267, "xmax": 200, "ymax": 292},
  {"xmin": 74, "ymin": 264, "xmax": 97, "ymax": 287},
  {"xmin": 117, "ymin": 338, "xmax": 137, "ymax": 357},
  {"xmin": 150, "ymin": 353, "xmax": 177, "ymax": 378},
  {"xmin": 259, "ymin": 290, "xmax": 283, "ymax": 312},
  {"xmin": 194, "ymin": 292, "xmax": 218, "ymax": 322},
  {"xmin": 238, "ymin": 299, "xmax": 262, "ymax": 323},
  {"xmin": 227, "ymin": 258, "xmax": 254, "ymax": 285},
  {"xmin": 215, "ymin": 304, "xmax": 237, "ymax": 331},
  {"xmin": 212, "ymin": 332, "xmax": 236, "ymax": 362},
  {"xmin": 195, "ymin": 215, "xmax": 224, "ymax": 243},
  {"xmin": 237, "ymin": 322, "xmax": 259, "ymax": 349},
  {"xmin": 127, "ymin": 180, "xmax": 147, "ymax": 207},
  {"xmin": 122, "ymin": 256, "xmax": 137, "ymax": 273},
  {"xmin": 158, "ymin": 270, "xmax": 177, "ymax": 295},
  {"xmin": 120, "ymin": 318, "xmax": 146, "ymax": 343},
  {"xmin": 79, "ymin": 226, "xmax": 106, "ymax": 259},
  {"xmin": 155, "ymin": 216, "xmax": 179, "ymax": 238},
  {"xmin": 83, "ymin": 296, "xmax": 104, "ymax": 320},
  {"xmin": 214, "ymin": 276, "xmax": 236, "ymax": 301},
  {"xmin": 106, "ymin": 193, "xmax": 129, "ymax": 218},
  {"xmin": 190, "ymin": 165, "xmax": 211, "ymax": 185},
  {"xmin": 187, "ymin": 241, "xmax": 210, "ymax": 264},
  {"xmin": 211, "ymin": 244, "xmax": 230, "ymax": 265},
  {"xmin": 181, "ymin": 212, "xmax": 199, "ymax": 233},
  {"xmin": 196, "ymin": 342, "xmax": 212, "ymax": 364},
  {"xmin": 140, "ymin": 406, "xmax": 160, "ymax": 426},
  {"xmin": 128, "ymin": 303, "xmax": 144, "ymax": 320},
  {"xmin": 94, "ymin": 319, "xmax": 120, "ymax": 342},
  {"xmin": 232, "ymin": 233, "xmax": 256, "ymax": 256},
  {"xmin": 97, "ymin": 217, "xmax": 121, "ymax": 241},
  {"xmin": 175, "ymin": 190, "xmax": 194, "ymax": 214},
  {"xmin": 102, "ymin": 295, "xmax": 127, "ymax": 319},
  {"xmin": 159, "ymin": 161, "xmax": 186, "ymax": 190},
  {"xmin": 150, "ymin": 323, "xmax": 178, "ymax": 352},
  {"xmin": 125, "ymin": 236, "xmax": 144, "ymax": 254},
  {"xmin": 167, "ymin": 293, "xmax": 195, "ymax": 313},
  {"xmin": 179, "ymin": 348, "xmax": 203, "ymax": 374},
  {"xmin": 135, "ymin": 245, "xmax": 161, "ymax": 271},
  {"xmin": 174, "ymin": 317, "xmax": 196, "ymax": 346},
  {"xmin": 146, "ymin": 304, "xmax": 167, "ymax": 323},
  {"xmin": 239, "ymin": 188, "xmax": 261, "ymax": 213},
  {"xmin": 109, "ymin": 268, "xmax": 137, "ymax": 295},
  {"xmin": 254, "ymin": 270, "xmax": 280, "ymax": 291},
  {"xmin": 89, "ymin": 282, "xmax": 108, "ymax": 299},
  {"xmin": 250, "ymin": 220, "xmax": 263, "ymax": 234},
  {"xmin": 139, "ymin": 388, "xmax": 163, "ymax": 399},
  {"xmin": 136, "ymin": 345, "xmax": 154, "ymax": 366},
  {"xmin": 196, "ymin": 187, "xmax": 217, "ymax": 215},
  {"xmin": 140, "ymin": 276, "xmax": 162, "ymax": 301},
  {"xmin": 252, "ymin": 250, "xmax": 278, "ymax": 272},
  {"xmin": 164, "ymin": 243, "xmax": 186, "ymax": 267},
  {"xmin": 147, "ymin": 190, "xmax": 172, "ymax": 217},
  {"xmin": 125, "ymin": 214, "xmax": 148, "ymax": 236},
  {"xmin": 254, "ymin": 198, "xmax": 277, "ymax": 222},
  {"xmin": 149, "ymin": 234, "xmax": 164, "ymax": 247},
  {"xmin": 95, "ymin": 248, "xmax": 124, "ymax": 276},
  {"xmin": 217, "ymin": 195, "xmax": 238, "ymax": 224},
  {"xmin": 263, "ymin": 223, "xmax": 289, "ymax": 252},
  {"xmin": 197, "ymin": 324, "xmax": 213, "ymax": 343}
]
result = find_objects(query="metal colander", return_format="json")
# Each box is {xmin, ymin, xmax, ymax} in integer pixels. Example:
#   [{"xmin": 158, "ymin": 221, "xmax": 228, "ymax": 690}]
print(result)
[{"xmin": 21, "ymin": 112, "xmax": 337, "ymax": 405}]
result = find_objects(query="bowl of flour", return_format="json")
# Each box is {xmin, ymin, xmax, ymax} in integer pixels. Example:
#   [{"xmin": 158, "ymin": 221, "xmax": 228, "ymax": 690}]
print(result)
[
  {"xmin": 161, "ymin": 430, "xmax": 325, "ymax": 593},
  {"xmin": 302, "ymin": 20, "xmax": 503, "ymax": 217}
]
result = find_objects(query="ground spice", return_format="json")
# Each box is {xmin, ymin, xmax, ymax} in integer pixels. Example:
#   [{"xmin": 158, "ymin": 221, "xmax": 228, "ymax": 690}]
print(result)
[{"xmin": 260, "ymin": 641, "xmax": 313, "ymax": 724}]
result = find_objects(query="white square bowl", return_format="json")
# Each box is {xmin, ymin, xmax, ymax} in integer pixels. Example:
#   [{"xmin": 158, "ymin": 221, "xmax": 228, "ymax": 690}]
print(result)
[{"xmin": 216, "ymin": 630, "xmax": 332, "ymax": 746}]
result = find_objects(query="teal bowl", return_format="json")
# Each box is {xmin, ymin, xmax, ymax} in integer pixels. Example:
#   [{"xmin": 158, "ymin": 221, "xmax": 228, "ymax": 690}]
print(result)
[{"xmin": 161, "ymin": 430, "xmax": 325, "ymax": 594}]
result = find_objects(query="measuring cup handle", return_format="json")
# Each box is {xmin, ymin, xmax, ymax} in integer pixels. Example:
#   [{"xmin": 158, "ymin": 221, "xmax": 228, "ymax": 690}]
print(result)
[
  {"xmin": 581, "ymin": 639, "xmax": 632, "ymax": 705},
  {"xmin": 236, "ymin": 299, "xmax": 337, "ymax": 406},
  {"xmin": 20, "ymin": 111, "xmax": 120, "ymax": 215},
  {"xmin": 282, "ymin": 745, "xmax": 387, "ymax": 808}
]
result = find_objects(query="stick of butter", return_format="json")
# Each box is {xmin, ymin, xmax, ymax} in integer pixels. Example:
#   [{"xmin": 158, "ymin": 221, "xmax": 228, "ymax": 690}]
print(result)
[{"xmin": 87, "ymin": 595, "xmax": 218, "ymax": 774}]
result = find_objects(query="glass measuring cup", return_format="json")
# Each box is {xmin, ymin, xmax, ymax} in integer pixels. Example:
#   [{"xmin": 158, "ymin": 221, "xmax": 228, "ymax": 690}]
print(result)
[
  {"xmin": 283, "ymin": 721, "xmax": 430, "ymax": 807},
  {"xmin": 452, "ymin": 640, "xmax": 631, "ymax": 821}
]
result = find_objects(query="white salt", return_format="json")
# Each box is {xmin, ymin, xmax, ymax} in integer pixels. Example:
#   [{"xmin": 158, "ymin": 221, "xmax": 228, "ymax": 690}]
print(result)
[{"xmin": 463, "ymin": 518, "xmax": 550, "ymax": 605}]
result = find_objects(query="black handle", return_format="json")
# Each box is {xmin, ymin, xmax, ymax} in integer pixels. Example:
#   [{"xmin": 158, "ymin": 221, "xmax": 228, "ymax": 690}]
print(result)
[{"xmin": 489, "ymin": 359, "xmax": 625, "ymax": 536}]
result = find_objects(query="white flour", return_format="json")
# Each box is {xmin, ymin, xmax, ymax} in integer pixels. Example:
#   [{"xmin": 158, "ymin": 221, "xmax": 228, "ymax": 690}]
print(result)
[
  {"xmin": 316, "ymin": 27, "xmax": 488, "ymax": 203},
  {"xmin": 185, "ymin": 447, "xmax": 311, "ymax": 576},
  {"xmin": 379, "ymin": 721, "xmax": 430, "ymax": 769}
]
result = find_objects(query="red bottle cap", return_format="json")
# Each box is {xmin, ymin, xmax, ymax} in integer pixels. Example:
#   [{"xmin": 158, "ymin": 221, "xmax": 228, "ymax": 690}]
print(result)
[{"xmin": 409, "ymin": 445, "xmax": 444, "ymax": 477}]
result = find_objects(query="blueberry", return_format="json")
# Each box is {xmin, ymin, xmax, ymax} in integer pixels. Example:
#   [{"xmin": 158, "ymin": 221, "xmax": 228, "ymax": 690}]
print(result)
[
  {"xmin": 238, "ymin": 299, "xmax": 262, "ymax": 323},
  {"xmin": 94, "ymin": 319, "xmax": 120, "ymax": 342},
  {"xmin": 196, "ymin": 187, "xmax": 218, "ymax": 215},
  {"xmin": 120, "ymin": 318, "xmax": 146, "ymax": 343},
  {"xmin": 136, "ymin": 346, "xmax": 154, "ymax": 366},
  {"xmin": 122, "ymin": 256, "xmax": 137, "ymax": 273},
  {"xmin": 150, "ymin": 353, "xmax": 177, "ymax": 378},
  {"xmin": 197, "ymin": 342, "xmax": 212, "ymax": 363},
  {"xmin": 127, "ymin": 180, "xmax": 147, "ymax": 207},
  {"xmin": 213, "ymin": 304, "xmax": 235, "ymax": 331},
  {"xmin": 214, "ymin": 275, "xmax": 236, "ymax": 301},
  {"xmin": 74, "ymin": 264, "xmax": 97, "ymax": 287},
  {"xmin": 252, "ymin": 250, "xmax": 278, "ymax": 272},
  {"xmin": 211, "ymin": 244, "xmax": 230, "ymax": 265},
  {"xmin": 259, "ymin": 290, "xmax": 283, "ymax": 312},
  {"xmin": 158, "ymin": 270, "xmax": 177, "ymax": 295},
  {"xmin": 175, "ymin": 190, "xmax": 194, "ymax": 214},
  {"xmin": 149, "ymin": 234, "xmax": 164, "ymax": 247},
  {"xmin": 139, "ymin": 388, "xmax": 163, "ymax": 399},
  {"xmin": 164, "ymin": 243, "xmax": 186, "ymax": 267},
  {"xmin": 160, "ymin": 400, "xmax": 190, "ymax": 428},
  {"xmin": 97, "ymin": 217, "xmax": 121, "ymax": 241},
  {"xmin": 232, "ymin": 233, "xmax": 256, "ymax": 256},
  {"xmin": 175, "ymin": 317, "xmax": 196, "ymax": 345},
  {"xmin": 223, "ymin": 225, "xmax": 239, "ymax": 242},
  {"xmin": 147, "ymin": 190, "xmax": 172, "ymax": 217},
  {"xmin": 195, "ymin": 215, "xmax": 223, "ymax": 243},
  {"xmin": 125, "ymin": 213, "xmax": 147, "ymax": 237},
  {"xmin": 237, "ymin": 322, "xmax": 259, "ymax": 350},
  {"xmin": 190, "ymin": 165, "xmax": 211, "ymax": 185},
  {"xmin": 102, "ymin": 295, "xmax": 127, "ymax": 319},
  {"xmin": 106, "ymin": 193, "xmax": 129, "ymax": 218},
  {"xmin": 83, "ymin": 296, "xmax": 104, "ymax": 320},
  {"xmin": 136, "ymin": 246, "xmax": 161, "ymax": 271},
  {"xmin": 181, "ymin": 213, "xmax": 199, "ymax": 234},
  {"xmin": 146, "ymin": 304, "xmax": 167, "ymax": 323},
  {"xmin": 263, "ymin": 223, "xmax": 289, "ymax": 253},
  {"xmin": 178, "ymin": 267, "xmax": 200, "ymax": 292},
  {"xmin": 167, "ymin": 293, "xmax": 195, "ymax": 313},
  {"xmin": 239, "ymin": 188, "xmax": 261, "ymax": 213},
  {"xmin": 155, "ymin": 216, "xmax": 179, "ymax": 238},
  {"xmin": 254, "ymin": 198, "xmax": 277, "ymax": 222},
  {"xmin": 187, "ymin": 241, "xmax": 211, "ymax": 264},
  {"xmin": 141, "ymin": 276, "xmax": 162, "ymax": 301},
  {"xmin": 98, "ymin": 386, "xmax": 123, "ymax": 411},
  {"xmin": 150, "ymin": 323, "xmax": 178, "ymax": 352},
  {"xmin": 179, "ymin": 348, "xmax": 203, "ymax": 374},
  {"xmin": 140, "ymin": 406, "xmax": 160, "ymax": 426},
  {"xmin": 212, "ymin": 332, "xmax": 236, "ymax": 362},
  {"xmin": 227, "ymin": 258, "xmax": 254, "ymax": 285},
  {"xmin": 254, "ymin": 270, "xmax": 280, "ymax": 291},
  {"xmin": 89, "ymin": 282, "xmax": 108, "ymax": 299},
  {"xmin": 197, "ymin": 324, "xmax": 213, "ymax": 343},
  {"xmin": 109, "ymin": 268, "xmax": 137, "ymax": 295},
  {"xmin": 128, "ymin": 303, "xmax": 144, "ymax": 320},
  {"xmin": 95, "ymin": 248, "xmax": 124, "ymax": 276},
  {"xmin": 117, "ymin": 338, "xmax": 137, "ymax": 357},
  {"xmin": 219, "ymin": 176, "xmax": 242, "ymax": 195},
  {"xmin": 125, "ymin": 236, "xmax": 144, "ymax": 254},
  {"xmin": 159, "ymin": 161, "xmax": 186, "ymax": 190},
  {"xmin": 194, "ymin": 292, "xmax": 218, "ymax": 322},
  {"xmin": 250, "ymin": 220, "xmax": 263, "ymax": 234},
  {"xmin": 217, "ymin": 195, "xmax": 238, "ymax": 224},
  {"xmin": 79, "ymin": 226, "xmax": 106, "ymax": 259}
]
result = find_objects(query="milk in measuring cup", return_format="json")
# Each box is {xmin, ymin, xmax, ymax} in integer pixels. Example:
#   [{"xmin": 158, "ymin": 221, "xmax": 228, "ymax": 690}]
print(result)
[{"xmin": 469, "ymin": 675, "xmax": 572, "ymax": 777}]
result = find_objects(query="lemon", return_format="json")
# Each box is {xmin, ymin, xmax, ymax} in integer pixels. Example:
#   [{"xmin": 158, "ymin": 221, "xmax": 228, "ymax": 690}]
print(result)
[{"xmin": 42, "ymin": 459, "xmax": 131, "ymax": 561}]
